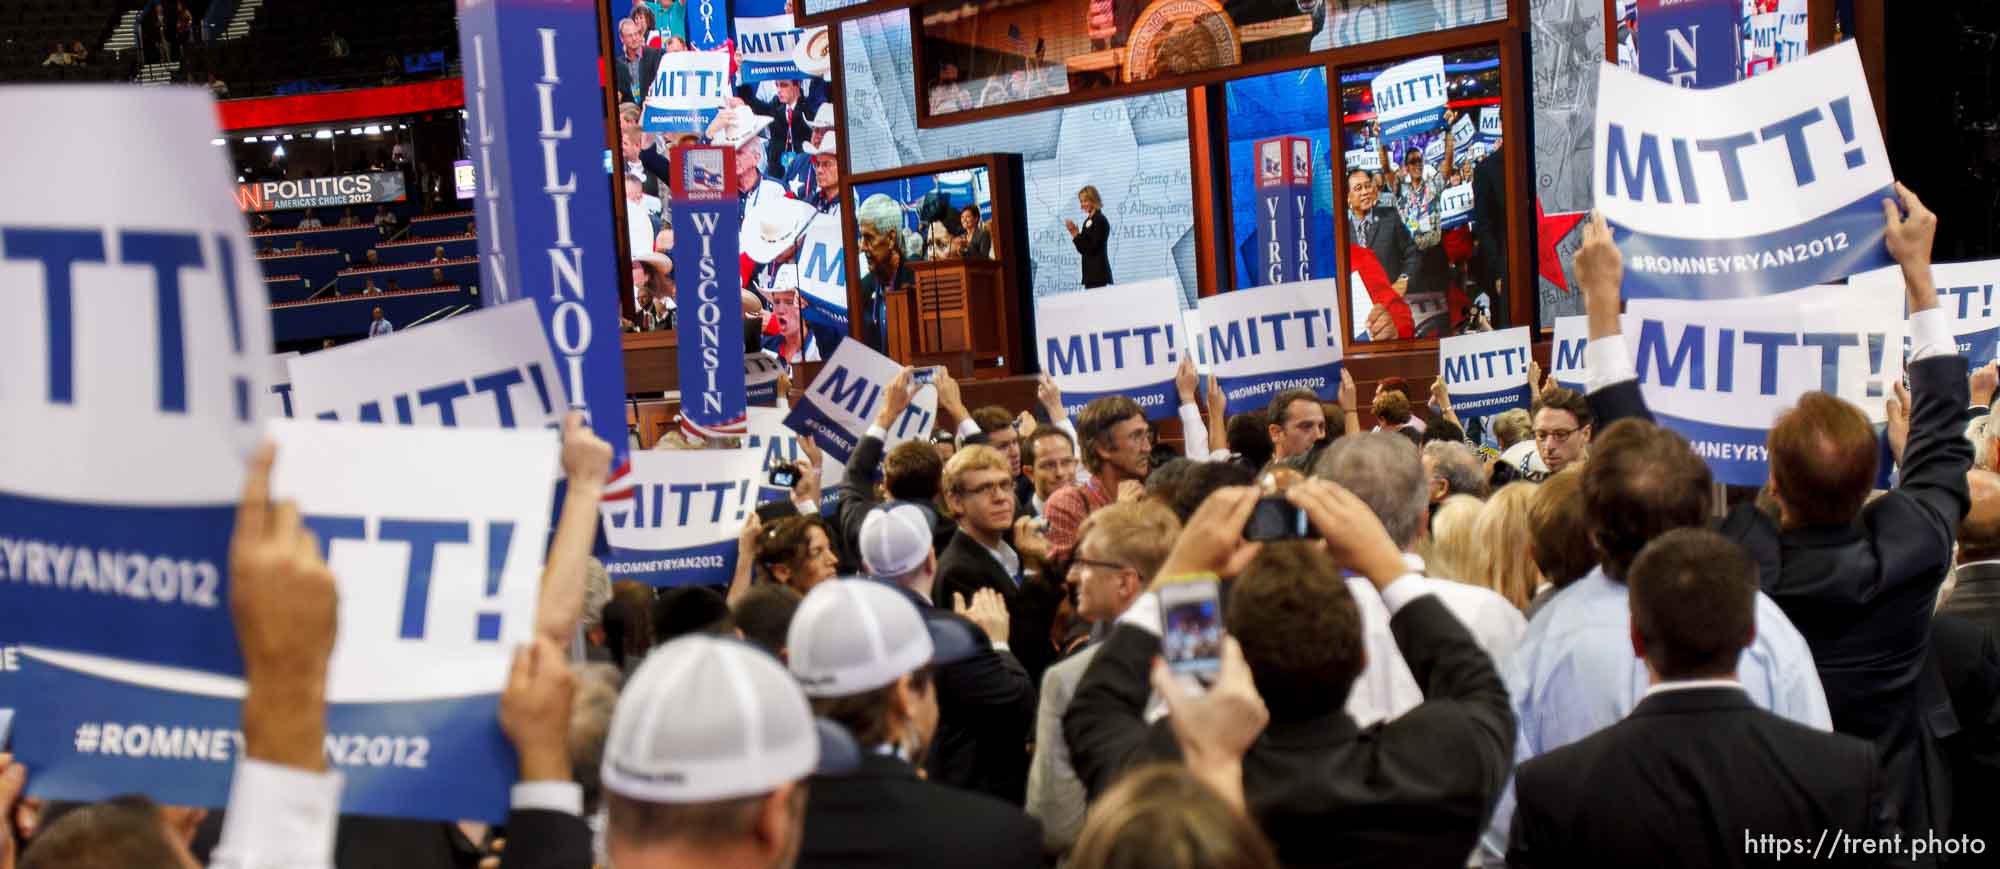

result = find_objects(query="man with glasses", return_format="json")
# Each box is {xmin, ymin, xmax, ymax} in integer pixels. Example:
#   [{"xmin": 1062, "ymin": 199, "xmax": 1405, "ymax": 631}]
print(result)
[
  {"xmin": 1024, "ymin": 501, "xmax": 1182, "ymax": 859},
  {"xmin": 936, "ymin": 445, "xmax": 1065, "ymax": 686},
  {"xmin": 1530, "ymin": 387, "xmax": 1594, "ymax": 478},
  {"xmin": 1044, "ymin": 396, "xmax": 1153, "ymax": 563}
]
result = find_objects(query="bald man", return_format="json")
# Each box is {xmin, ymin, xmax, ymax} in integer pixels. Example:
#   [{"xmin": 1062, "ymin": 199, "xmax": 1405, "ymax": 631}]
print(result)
[{"xmin": 1941, "ymin": 469, "xmax": 2000, "ymax": 626}]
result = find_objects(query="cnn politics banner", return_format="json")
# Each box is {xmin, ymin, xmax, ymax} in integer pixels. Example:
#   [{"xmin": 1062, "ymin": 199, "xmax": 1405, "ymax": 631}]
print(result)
[
  {"xmin": 782, "ymin": 339, "xmax": 938, "ymax": 465},
  {"xmin": 233, "ymin": 171, "xmax": 407, "ymax": 213},
  {"xmin": 1550, "ymin": 315, "xmax": 1590, "ymax": 393},
  {"xmin": 1371, "ymin": 55, "xmax": 1448, "ymax": 140},
  {"xmin": 643, "ymin": 49, "xmax": 731, "ymax": 133},
  {"xmin": 600, "ymin": 447, "xmax": 763, "ymax": 586},
  {"xmin": 1196, "ymin": 279, "xmax": 1343, "ymax": 416},
  {"xmin": 734, "ymin": 0, "xmax": 808, "ymax": 83},
  {"xmin": 12, "ymin": 419, "xmax": 559, "ymax": 822},
  {"xmin": 1593, "ymin": 41, "xmax": 1893, "ymax": 301},
  {"xmin": 0, "ymin": 86, "xmax": 272, "ymax": 682},
  {"xmin": 1851, "ymin": 259, "xmax": 2000, "ymax": 366},
  {"xmin": 1439, "ymin": 327, "xmax": 1533, "ymax": 416},
  {"xmin": 287, "ymin": 301, "xmax": 565, "ymax": 431},
  {"xmin": 1038, "ymin": 279, "xmax": 1186, "ymax": 421}
]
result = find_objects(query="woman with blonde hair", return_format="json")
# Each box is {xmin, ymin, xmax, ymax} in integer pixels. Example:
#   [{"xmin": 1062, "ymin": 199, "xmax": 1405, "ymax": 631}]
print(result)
[
  {"xmin": 1469, "ymin": 481, "xmax": 1541, "ymax": 611},
  {"xmin": 1065, "ymin": 184, "xmax": 1113, "ymax": 287},
  {"xmin": 1066, "ymin": 765, "xmax": 1277, "ymax": 869},
  {"xmin": 1420, "ymin": 494, "xmax": 1483, "ymax": 584}
]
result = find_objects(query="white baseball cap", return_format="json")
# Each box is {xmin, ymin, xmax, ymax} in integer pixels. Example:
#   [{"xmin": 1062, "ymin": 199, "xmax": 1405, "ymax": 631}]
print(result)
[
  {"xmin": 602, "ymin": 634, "xmax": 859, "ymax": 803},
  {"xmin": 788, "ymin": 579, "xmax": 981, "ymax": 698},
  {"xmin": 859, "ymin": 501, "xmax": 933, "ymax": 578}
]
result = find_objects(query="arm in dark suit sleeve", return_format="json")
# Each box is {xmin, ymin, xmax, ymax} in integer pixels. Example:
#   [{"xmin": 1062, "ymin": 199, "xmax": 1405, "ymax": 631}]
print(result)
[
  {"xmin": 1504, "ymin": 761, "xmax": 1552, "ymax": 869},
  {"xmin": 1889, "ymin": 355, "xmax": 1973, "ymax": 573},
  {"xmin": 1063, "ymin": 625, "xmax": 1177, "ymax": 798},
  {"xmin": 499, "ymin": 809, "xmax": 592, "ymax": 869},
  {"xmin": 840, "ymin": 434, "xmax": 886, "ymax": 504},
  {"xmin": 1587, "ymin": 379, "xmax": 1655, "ymax": 430},
  {"xmin": 1387, "ymin": 213, "xmax": 1416, "ymax": 281},
  {"xmin": 1073, "ymin": 215, "xmax": 1109, "ymax": 256},
  {"xmin": 638, "ymin": 146, "xmax": 672, "ymax": 184},
  {"xmin": 1386, "ymin": 596, "xmax": 1515, "ymax": 801},
  {"xmin": 940, "ymin": 629, "xmax": 1036, "ymax": 729}
]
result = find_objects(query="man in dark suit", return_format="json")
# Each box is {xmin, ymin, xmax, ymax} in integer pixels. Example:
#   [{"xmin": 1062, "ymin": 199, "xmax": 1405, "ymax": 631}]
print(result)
[
  {"xmin": 1942, "ymin": 469, "xmax": 2000, "ymax": 627},
  {"xmin": 859, "ymin": 502, "xmax": 1036, "ymax": 806},
  {"xmin": 1347, "ymin": 167, "xmax": 1416, "ymax": 293},
  {"xmin": 1571, "ymin": 188, "xmax": 1971, "ymax": 849},
  {"xmin": 934, "ymin": 444, "xmax": 1065, "ymax": 687},
  {"xmin": 738, "ymin": 78, "xmax": 819, "ymax": 178},
  {"xmin": 1470, "ymin": 143, "xmax": 1507, "ymax": 309},
  {"xmin": 610, "ymin": 18, "xmax": 662, "ymax": 105},
  {"xmin": 1065, "ymin": 482, "xmax": 1513, "ymax": 868},
  {"xmin": 1509, "ymin": 529, "xmax": 1893, "ymax": 868},
  {"xmin": 788, "ymin": 578, "xmax": 1043, "ymax": 868}
]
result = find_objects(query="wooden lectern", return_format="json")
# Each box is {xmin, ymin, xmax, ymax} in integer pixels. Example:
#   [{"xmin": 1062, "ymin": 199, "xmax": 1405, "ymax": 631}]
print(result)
[{"xmin": 887, "ymin": 258, "xmax": 1007, "ymax": 373}]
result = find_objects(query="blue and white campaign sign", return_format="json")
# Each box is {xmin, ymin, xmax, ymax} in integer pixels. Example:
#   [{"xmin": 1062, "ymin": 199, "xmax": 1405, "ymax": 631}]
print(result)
[
  {"xmin": 1623, "ymin": 294, "xmax": 1809, "ymax": 485},
  {"xmin": 1593, "ymin": 41, "xmax": 1893, "ymax": 301},
  {"xmin": 288, "ymin": 301, "xmax": 564, "ymax": 430},
  {"xmin": 1197, "ymin": 279, "xmax": 1342, "ymax": 416},
  {"xmin": 747, "ymin": 406, "xmax": 807, "ymax": 503},
  {"xmin": 1344, "ymin": 147, "xmax": 1380, "ymax": 173},
  {"xmin": 1037, "ymin": 279, "xmax": 1185, "ymax": 421},
  {"xmin": 796, "ymin": 210, "xmax": 849, "ymax": 336},
  {"xmin": 11, "ymin": 419, "xmax": 558, "ymax": 821},
  {"xmin": 1479, "ymin": 107, "xmax": 1503, "ymax": 141},
  {"xmin": 670, "ymin": 145, "xmax": 749, "ymax": 438},
  {"xmin": 782, "ymin": 339, "xmax": 938, "ymax": 465},
  {"xmin": 457, "ymin": 0, "xmax": 629, "ymax": 467},
  {"xmin": 0, "ymin": 86, "xmax": 272, "ymax": 676},
  {"xmin": 1551, "ymin": 315, "xmax": 1590, "ymax": 393},
  {"xmin": 268, "ymin": 352, "xmax": 299, "ymax": 418},
  {"xmin": 734, "ymin": 0, "xmax": 808, "ymax": 83},
  {"xmin": 642, "ymin": 49, "xmax": 731, "ymax": 133},
  {"xmin": 1440, "ymin": 327, "xmax": 1533, "ymax": 416},
  {"xmin": 1851, "ymin": 259, "xmax": 2000, "ymax": 366},
  {"xmin": 1423, "ymin": 137, "xmax": 1446, "ymax": 167},
  {"xmin": 1439, "ymin": 182, "xmax": 1475, "ymax": 231},
  {"xmin": 1449, "ymin": 111, "xmax": 1476, "ymax": 161},
  {"xmin": 1182, "ymin": 308, "xmax": 1211, "ymax": 374},
  {"xmin": 747, "ymin": 352, "xmax": 784, "ymax": 407},
  {"xmin": 600, "ymin": 447, "xmax": 762, "ymax": 586},
  {"xmin": 1372, "ymin": 55, "xmax": 1448, "ymax": 140}
]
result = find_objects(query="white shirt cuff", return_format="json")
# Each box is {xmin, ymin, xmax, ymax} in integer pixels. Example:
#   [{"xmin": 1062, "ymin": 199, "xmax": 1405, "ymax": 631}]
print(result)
[
  {"xmin": 1908, "ymin": 307, "xmax": 1956, "ymax": 361},
  {"xmin": 956, "ymin": 418, "xmax": 982, "ymax": 440},
  {"xmin": 1376, "ymin": 574, "xmax": 1432, "ymax": 615},
  {"xmin": 1055, "ymin": 416, "xmax": 1079, "ymax": 448},
  {"xmin": 1118, "ymin": 592, "xmax": 1164, "ymax": 636},
  {"xmin": 1178, "ymin": 401, "xmax": 1209, "ymax": 458},
  {"xmin": 211, "ymin": 759, "xmax": 344, "ymax": 869},
  {"xmin": 991, "ymin": 641, "xmax": 1011, "ymax": 654},
  {"xmin": 512, "ymin": 780, "xmax": 584, "ymax": 817},
  {"xmin": 864, "ymin": 423, "xmax": 888, "ymax": 441},
  {"xmin": 792, "ymin": 497, "xmax": 819, "ymax": 516},
  {"xmin": 1585, "ymin": 332, "xmax": 1637, "ymax": 395}
]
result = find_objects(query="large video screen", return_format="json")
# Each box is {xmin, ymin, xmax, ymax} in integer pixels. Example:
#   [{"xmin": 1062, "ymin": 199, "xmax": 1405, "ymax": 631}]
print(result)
[
  {"xmin": 610, "ymin": 0, "xmax": 847, "ymax": 366},
  {"xmin": 848, "ymin": 166, "xmax": 994, "ymax": 351},
  {"xmin": 1225, "ymin": 66, "xmax": 1335, "ymax": 289},
  {"xmin": 1337, "ymin": 44, "xmax": 1504, "ymax": 343},
  {"xmin": 916, "ymin": 0, "xmax": 1507, "ymax": 120}
]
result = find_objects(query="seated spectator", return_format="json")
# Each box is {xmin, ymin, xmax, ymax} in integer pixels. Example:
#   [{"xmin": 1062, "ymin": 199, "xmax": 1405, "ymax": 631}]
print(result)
[
  {"xmin": 1028, "ymin": 501, "xmax": 1180, "ymax": 856},
  {"xmin": 360, "ymin": 278, "xmax": 381, "ymax": 294},
  {"xmin": 364, "ymin": 249, "xmax": 381, "ymax": 268},
  {"xmin": 858, "ymin": 501, "xmax": 1036, "ymax": 805},
  {"xmin": 297, "ymin": 209, "xmax": 322, "ymax": 229},
  {"xmin": 787, "ymin": 580, "xmax": 1043, "ymax": 867},
  {"xmin": 338, "ymin": 207, "xmax": 358, "ymax": 226},
  {"xmin": 1064, "ymin": 482, "xmax": 1513, "ymax": 866},
  {"xmin": 1508, "ymin": 530, "xmax": 1889, "ymax": 868},
  {"xmin": 431, "ymin": 245, "xmax": 448, "ymax": 263},
  {"xmin": 430, "ymin": 268, "xmax": 447, "ymax": 288}
]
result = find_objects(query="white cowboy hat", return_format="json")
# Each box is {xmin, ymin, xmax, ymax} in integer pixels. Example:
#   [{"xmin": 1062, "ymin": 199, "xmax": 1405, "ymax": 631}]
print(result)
[
  {"xmin": 740, "ymin": 196, "xmax": 818, "ymax": 263},
  {"xmin": 793, "ymin": 27, "xmax": 832, "ymax": 79},
  {"xmin": 803, "ymin": 131, "xmax": 839, "ymax": 158},
  {"xmin": 705, "ymin": 104, "xmax": 774, "ymax": 150},
  {"xmin": 806, "ymin": 101, "xmax": 836, "ymax": 130}
]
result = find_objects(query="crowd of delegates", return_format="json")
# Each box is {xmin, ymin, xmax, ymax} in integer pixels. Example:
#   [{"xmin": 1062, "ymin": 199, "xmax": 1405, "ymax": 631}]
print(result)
[
  {"xmin": 609, "ymin": 0, "xmax": 847, "ymax": 364},
  {"xmin": 8, "ymin": 183, "xmax": 2000, "ymax": 869}
]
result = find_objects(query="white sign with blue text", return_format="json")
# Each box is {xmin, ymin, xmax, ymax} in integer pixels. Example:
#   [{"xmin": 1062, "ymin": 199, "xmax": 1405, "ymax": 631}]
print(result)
[
  {"xmin": 1372, "ymin": 55, "xmax": 1447, "ymax": 140},
  {"xmin": 268, "ymin": 352, "xmax": 299, "ymax": 418},
  {"xmin": 1439, "ymin": 182, "xmax": 1475, "ymax": 230},
  {"xmin": 1850, "ymin": 259, "xmax": 2000, "ymax": 366},
  {"xmin": 600, "ymin": 447, "xmax": 763, "ymax": 586},
  {"xmin": 643, "ymin": 49, "xmax": 731, "ymax": 133},
  {"xmin": 0, "ymin": 86, "xmax": 273, "ymax": 702},
  {"xmin": 747, "ymin": 407, "xmax": 807, "ymax": 503},
  {"xmin": 1439, "ymin": 327, "xmax": 1533, "ymax": 416},
  {"xmin": 1197, "ymin": 279, "xmax": 1343, "ymax": 416},
  {"xmin": 14, "ymin": 420, "xmax": 558, "ymax": 822},
  {"xmin": 781, "ymin": 339, "xmax": 937, "ymax": 465},
  {"xmin": 1551, "ymin": 315, "xmax": 1589, "ymax": 392},
  {"xmin": 1593, "ymin": 41, "xmax": 1893, "ymax": 300},
  {"xmin": 288, "ymin": 300, "xmax": 565, "ymax": 431},
  {"xmin": 1038, "ymin": 279, "xmax": 1186, "ymax": 421}
]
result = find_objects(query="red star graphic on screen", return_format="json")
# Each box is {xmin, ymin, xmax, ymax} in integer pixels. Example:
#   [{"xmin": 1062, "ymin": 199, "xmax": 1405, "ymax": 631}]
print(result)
[{"xmin": 1535, "ymin": 197, "xmax": 1588, "ymax": 293}]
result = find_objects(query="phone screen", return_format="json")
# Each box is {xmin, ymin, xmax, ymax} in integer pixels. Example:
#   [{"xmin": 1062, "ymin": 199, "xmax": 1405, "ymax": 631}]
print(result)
[
  {"xmin": 1158, "ymin": 578, "xmax": 1223, "ymax": 676},
  {"xmin": 1243, "ymin": 496, "xmax": 1313, "ymax": 541},
  {"xmin": 768, "ymin": 466, "xmax": 801, "ymax": 488},
  {"xmin": 912, "ymin": 366, "xmax": 938, "ymax": 385}
]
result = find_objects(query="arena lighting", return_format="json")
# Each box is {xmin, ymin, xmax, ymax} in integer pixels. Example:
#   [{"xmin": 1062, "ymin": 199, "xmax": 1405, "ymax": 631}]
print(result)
[
  {"xmin": 282, "ymin": 133, "xmax": 294, "ymax": 140},
  {"xmin": 349, "ymin": 127, "xmax": 362, "ymax": 134},
  {"xmin": 210, "ymin": 138, "xmax": 224, "ymax": 146},
  {"xmin": 273, "ymin": 145, "xmax": 286, "ymax": 157},
  {"xmin": 241, "ymin": 136, "xmax": 257, "ymax": 143},
  {"xmin": 259, "ymin": 135, "xmax": 277, "ymax": 142},
  {"xmin": 314, "ymin": 129, "xmax": 333, "ymax": 139},
  {"xmin": 364, "ymin": 125, "xmax": 382, "ymax": 135}
]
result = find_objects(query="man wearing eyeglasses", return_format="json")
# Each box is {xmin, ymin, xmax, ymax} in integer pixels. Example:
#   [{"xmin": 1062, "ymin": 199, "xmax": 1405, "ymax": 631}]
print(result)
[
  {"xmin": 1024, "ymin": 501, "xmax": 1181, "ymax": 858},
  {"xmin": 936, "ymin": 444, "xmax": 1065, "ymax": 689},
  {"xmin": 1531, "ymin": 387, "xmax": 1594, "ymax": 477},
  {"xmin": 1044, "ymin": 396, "xmax": 1153, "ymax": 564}
]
